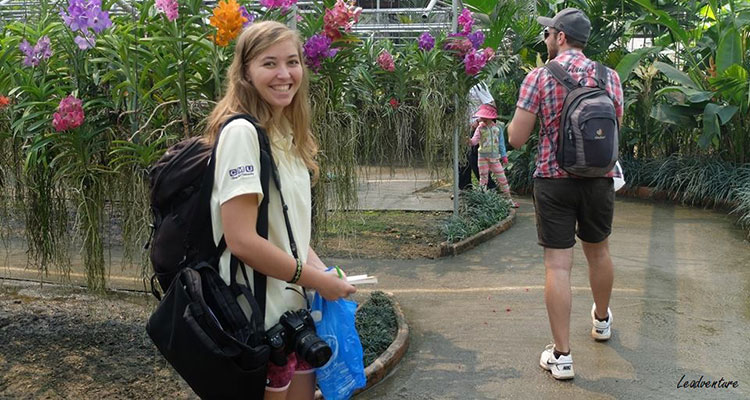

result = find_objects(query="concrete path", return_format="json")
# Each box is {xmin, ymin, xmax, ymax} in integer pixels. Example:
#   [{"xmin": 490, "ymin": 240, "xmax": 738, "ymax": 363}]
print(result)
[
  {"xmin": 2, "ymin": 170, "xmax": 749, "ymax": 399},
  {"xmin": 356, "ymin": 166, "xmax": 453, "ymax": 211},
  {"xmin": 335, "ymin": 198, "xmax": 750, "ymax": 400}
]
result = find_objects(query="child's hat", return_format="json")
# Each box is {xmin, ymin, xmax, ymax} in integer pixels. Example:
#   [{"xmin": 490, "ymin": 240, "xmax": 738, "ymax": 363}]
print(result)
[{"xmin": 474, "ymin": 104, "xmax": 498, "ymax": 120}]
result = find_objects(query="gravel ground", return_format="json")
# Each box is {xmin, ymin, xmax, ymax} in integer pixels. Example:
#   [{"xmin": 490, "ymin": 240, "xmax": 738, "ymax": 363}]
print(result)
[{"xmin": 0, "ymin": 279, "xmax": 195, "ymax": 400}]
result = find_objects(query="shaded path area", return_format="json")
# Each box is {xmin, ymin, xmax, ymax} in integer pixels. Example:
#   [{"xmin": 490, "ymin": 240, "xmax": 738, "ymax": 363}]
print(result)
[
  {"xmin": 343, "ymin": 198, "xmax": 750, "ymax": 399},
  {"xmin": 2, "ymin": 170, "xmax": 749, "ymax": 399}
]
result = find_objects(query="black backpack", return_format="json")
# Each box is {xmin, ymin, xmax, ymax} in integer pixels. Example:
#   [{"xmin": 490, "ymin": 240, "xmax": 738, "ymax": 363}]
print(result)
[
  {"xmin": 146, "ymin": 114, "xmax": 283, "ymax": 399},
  {"xmin": 148, "ymin": 114, "xmax": 269, "ymax": 296},
  {"xmin": 545, "ymin": 61, "xmax": 619, "ymax": 177}
]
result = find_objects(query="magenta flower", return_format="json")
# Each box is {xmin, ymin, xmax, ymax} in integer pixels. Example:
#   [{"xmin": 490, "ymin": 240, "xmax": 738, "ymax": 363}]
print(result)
[
  {"xmin": 457, "ymin": 8, "xmax": 473, "ymax": 35},
  {"xmin": 417, "ymin": 32, "xmax": 435, "ymax": 51},
  {"xmin": 155, "ymin": 0, "xmax": 179, "ymax": 21},
  {"xmin": 377, "ymin": 50, "xmax": 395, "ymax": 72},
  {"xmin": 323, "ymin": 0, "xmax": 362, "ymax": 40},
  {"xmin": 303, "ymin": 34, "xmax": 338, "ymax": 72},
  {"xmin": 463, "ymin": 48, "xmax": 489, "ymax": 75},
  {"xmin": 239, "ymin": 6, "xmax": 255, "ymax": 27},
  {"xmin": 52, "ymin": 95, "xmax": 85, "ymax": 132},
  {"xmin": 444, "ymin": 37, "xmax": 474, "ymax": 59},
  {"xmin": 483, "ymin": 47, "xmax": 495, "ymax": 62},
  {"xmin": 468, "ymin": 30, "xmax": 484, "ymax": 49},
  {"xmin": 19, "ymin": 36, "xmax": 52, "ymax": 67},
  {"xmin": 260, "ymin": 0, "xmax": 297, "ymax": 13}
]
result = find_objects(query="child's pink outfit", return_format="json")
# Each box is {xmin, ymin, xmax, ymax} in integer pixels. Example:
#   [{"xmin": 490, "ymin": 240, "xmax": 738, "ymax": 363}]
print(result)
[{"xmin": 470, "ymin": 120, "xmax": 518, "ymax": 207}]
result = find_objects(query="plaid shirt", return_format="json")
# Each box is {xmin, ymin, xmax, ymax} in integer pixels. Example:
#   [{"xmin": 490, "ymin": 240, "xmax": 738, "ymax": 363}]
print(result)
[{"xmin": 517, "ymin": 49, "xmax": 624, "ymax": 179}]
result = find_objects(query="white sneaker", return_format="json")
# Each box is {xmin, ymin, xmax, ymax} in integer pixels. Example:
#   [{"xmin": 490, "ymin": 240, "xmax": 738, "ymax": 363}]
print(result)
[
  {"xmin": 591, "ymin": 303, "xmax": 612, "ymax": 341},
  {"xmin": 539, "ymin": 344, "xmax": 574, "ymax": 380}
]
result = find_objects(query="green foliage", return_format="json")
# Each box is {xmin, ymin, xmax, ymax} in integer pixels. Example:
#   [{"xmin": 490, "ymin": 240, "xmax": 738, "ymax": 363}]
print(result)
[
  {"xmin": 355, "ymin": 291, "xmax": 398, "ymax": 367},
  {"xmin": 441, "ymin": 188, "xmax": 511, "ymax": 243},
  {"xmin": 4, "ymin": 0, "xmax": 750, "ymax": 286}
]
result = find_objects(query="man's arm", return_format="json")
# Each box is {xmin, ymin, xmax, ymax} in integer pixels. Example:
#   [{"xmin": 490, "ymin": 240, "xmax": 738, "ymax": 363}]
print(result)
[{"xmin": 507, "ymin": 107, "xmax": 537, "ymax": 149}]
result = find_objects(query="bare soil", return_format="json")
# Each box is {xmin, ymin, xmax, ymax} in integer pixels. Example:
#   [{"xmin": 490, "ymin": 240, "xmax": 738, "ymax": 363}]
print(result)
[
  {"xmin": 0, "ymin": 280, "xmax": 192, "ymax": 400},
  {"xmin": 316, "ymin": 210, "xmax": 449, "ymax": 259}
]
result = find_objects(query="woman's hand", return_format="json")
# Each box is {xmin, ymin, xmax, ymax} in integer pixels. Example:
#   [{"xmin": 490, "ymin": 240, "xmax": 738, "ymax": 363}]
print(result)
[{"xmin": 316, "ymin": 272, "xmax": 356, "ymax": 301}]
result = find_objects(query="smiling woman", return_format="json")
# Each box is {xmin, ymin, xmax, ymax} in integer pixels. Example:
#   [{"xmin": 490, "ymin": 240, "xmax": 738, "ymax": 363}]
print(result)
[
  {"xmin": 247, "ymin": 40, "xmax": 303, "ymax": 114},
  {"xmin": 200, "ymin": 20, "xmax": 356, "ymax": 400}
]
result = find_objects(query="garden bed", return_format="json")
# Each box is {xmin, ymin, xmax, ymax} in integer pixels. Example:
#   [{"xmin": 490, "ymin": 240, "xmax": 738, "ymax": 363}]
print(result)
[{"xmin": 317, "ymin": 210, "xmax": 450, "ymax": 259}]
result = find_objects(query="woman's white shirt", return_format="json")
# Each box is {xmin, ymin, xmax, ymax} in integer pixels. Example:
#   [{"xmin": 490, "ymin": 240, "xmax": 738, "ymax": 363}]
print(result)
[{"xmin": 210, "ymin": 118, "xmax": 311, "ymax": 329}]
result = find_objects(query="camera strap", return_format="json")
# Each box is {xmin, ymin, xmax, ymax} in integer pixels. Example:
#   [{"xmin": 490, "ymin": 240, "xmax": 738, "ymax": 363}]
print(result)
[
  {"xmin": 226, "ymin": 114, "xmax": 309, "ymax": 328},
  {"xmin": 265, "ymin": 135, "xmax": 310, "ymax": 309}
]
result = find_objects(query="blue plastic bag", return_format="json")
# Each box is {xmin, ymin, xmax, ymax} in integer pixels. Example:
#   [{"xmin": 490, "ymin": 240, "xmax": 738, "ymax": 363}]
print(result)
[{"xmin": 311, "ymin": 292, "xmax": 366, "ymax": 400}]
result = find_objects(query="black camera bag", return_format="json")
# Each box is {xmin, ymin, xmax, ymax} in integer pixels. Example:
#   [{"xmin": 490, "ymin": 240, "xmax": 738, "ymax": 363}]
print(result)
[
  {"xmin": 147, "ymin": 114, "xmax": 290, "ymax": 399},
  {"xmin": 147, "ymin": 262, "xmax": 269, "ymax": 399}
]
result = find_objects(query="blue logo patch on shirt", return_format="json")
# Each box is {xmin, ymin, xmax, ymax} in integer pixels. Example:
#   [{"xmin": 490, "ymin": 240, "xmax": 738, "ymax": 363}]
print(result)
[{"xmin": 228, "ymin": 165, "xmax": 255, "ymax": 179}]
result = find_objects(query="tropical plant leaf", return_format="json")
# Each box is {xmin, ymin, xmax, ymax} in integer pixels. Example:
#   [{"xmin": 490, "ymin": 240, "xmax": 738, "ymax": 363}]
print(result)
[
  {"xmin": 631, "ymin": 0, "xmax": 689, "ymax": 43},
  {"xmin": 715, "ymin": 104, "xmax": 739, "ymax": 125},
  {"xmin": 650, "ymin": 103, "xmax": 698, "ymax": 126},
  {"xmin": 654, "ymin": 86, "xmax": 714, "ymax": 103},
  {"xmin": 716, "ymin": 27, "xmax": 742, "ymax": 74},
  {"xmin": 463, "ymin": 0, "xmax": 496, "ymax": 15},
  {"xmin": 700, "ymin": 103, "xmax": 722, "ymax": 148},
  {"xmin": 710, "ymin": 65, "xmax": 749, "ymax": 110},
  {"xmin": 615, "ymin": 46, "xmax": 662, "ymax": 83},
  {"xmin": 654, "ymin": 61, "xmax": 698, "ymax": 89}
]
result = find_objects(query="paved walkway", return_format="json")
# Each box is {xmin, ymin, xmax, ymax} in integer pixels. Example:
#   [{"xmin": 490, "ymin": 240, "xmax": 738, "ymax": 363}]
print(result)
[{"xmin": 2, "ymin": 169, "xmax": 749, "ymax": 399}]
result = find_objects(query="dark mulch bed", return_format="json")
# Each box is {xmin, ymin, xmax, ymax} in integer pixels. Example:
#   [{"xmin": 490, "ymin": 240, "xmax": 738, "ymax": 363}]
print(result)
[{"xmin": 0, "ymin": 280, "xmax": 396, "ymax": 399}]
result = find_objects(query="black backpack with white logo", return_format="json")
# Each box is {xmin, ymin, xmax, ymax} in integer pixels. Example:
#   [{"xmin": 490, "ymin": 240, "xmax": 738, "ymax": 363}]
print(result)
[
  {"xmin": 147, "ymin": 114, "xmax": 270, "ymax": 294},
  {"xmin": 146, "ymin": 114, "xmax": 276, "ymax": 399},
  {"xmin": 545, "ymin": 61, "xmax": 618, "ymax": 177}
]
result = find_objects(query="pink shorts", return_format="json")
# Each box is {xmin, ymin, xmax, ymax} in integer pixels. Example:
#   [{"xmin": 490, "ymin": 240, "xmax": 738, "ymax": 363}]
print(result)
[{"xmin": 265, "ymin": 352, "xmax": 315, "ymax": 392}]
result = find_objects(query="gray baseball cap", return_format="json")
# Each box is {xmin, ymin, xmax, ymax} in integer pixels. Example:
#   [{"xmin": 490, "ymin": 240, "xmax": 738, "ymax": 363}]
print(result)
[{"xmin": 537, "ymin": 8, "xmax": 591, "ymax": 44}]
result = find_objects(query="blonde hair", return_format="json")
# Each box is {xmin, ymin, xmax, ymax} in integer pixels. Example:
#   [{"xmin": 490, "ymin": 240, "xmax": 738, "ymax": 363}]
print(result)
[{"xmin": 204, "ymin": 20, "xmax": 319, "ymax": 182}]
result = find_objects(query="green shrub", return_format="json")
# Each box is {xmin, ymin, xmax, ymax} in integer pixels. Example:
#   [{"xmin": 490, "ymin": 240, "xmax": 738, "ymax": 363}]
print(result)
[
  {"xmin": 441, "ymin": 188, "xmax": 511, "ymax": 243},
  {"xmin": 355, "ymin": 291, "xmax": 398, "ymax": 367}
]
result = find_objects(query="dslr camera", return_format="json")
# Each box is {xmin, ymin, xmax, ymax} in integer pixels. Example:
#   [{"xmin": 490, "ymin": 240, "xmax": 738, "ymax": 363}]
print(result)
[{"xmin": 265, "ymin": 309, "xmax": 332, "ymax": 368}]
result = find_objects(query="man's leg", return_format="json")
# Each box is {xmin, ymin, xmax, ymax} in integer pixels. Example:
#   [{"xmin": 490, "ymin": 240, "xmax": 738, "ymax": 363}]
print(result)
[
  {"xmin": 458, "ymin": 149, "xmax": 473, "ymax": 190},
  {"xmin": 582, "ymin": 239, "xmax": 614, "ymax": 320},
  {"xmin": 544, "ymin": 247, "xmax": 574, "ymax": 353}
]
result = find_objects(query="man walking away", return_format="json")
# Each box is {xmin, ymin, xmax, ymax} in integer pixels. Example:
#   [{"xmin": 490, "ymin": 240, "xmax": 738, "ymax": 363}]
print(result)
[{"xmin": 507, "ymin": 7, "xmax": 624, "ymax": 380}]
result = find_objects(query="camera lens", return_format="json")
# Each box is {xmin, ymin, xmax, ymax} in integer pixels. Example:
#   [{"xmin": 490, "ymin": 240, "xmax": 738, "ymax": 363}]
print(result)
[{"xmin": 296, "ymin": 332, "xmax": 332, "ymax": 368}]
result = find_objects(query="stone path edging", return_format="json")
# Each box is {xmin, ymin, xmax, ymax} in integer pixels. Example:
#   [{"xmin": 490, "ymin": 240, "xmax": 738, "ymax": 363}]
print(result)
[
  {"xmin": 314, "ymin": 292, "xmax": 409, "ymax": 399},
  {"xmin": 436, "ymin": 209, "xmax": 517, "ymax": 257}
]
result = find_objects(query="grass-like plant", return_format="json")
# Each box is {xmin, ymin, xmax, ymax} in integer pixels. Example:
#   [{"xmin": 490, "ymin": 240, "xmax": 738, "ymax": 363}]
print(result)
[
  {"xmin": 355, "ymin": 291, "xmax": 398, "ymax": 367},
  {"xmin": 441, "ymin": 188, "xmax": 511, "ymax": 243}
]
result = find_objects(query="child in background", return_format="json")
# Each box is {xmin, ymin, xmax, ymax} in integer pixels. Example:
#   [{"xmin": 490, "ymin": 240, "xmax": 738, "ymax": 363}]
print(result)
[{"xmin": 470, "ymin": 104, "xmax": 519, "ymax": 208}]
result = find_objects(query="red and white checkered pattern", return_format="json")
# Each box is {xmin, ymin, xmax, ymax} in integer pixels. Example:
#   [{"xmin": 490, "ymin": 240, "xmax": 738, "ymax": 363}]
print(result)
[{"xmin": 516, "ymin": 49, "xmax": 624, "ymax": 179}]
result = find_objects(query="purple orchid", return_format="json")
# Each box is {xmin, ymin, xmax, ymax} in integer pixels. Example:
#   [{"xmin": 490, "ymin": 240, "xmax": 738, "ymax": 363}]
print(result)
[
  {"xmin": 303, "ymin": 33, "xmax": 337, "ymax": 72},
  {"xmin": 463, "ymin": 48, "xmax": 487, "ymax": 75},
  {"xmin": 468, "ymin": 30, "xmax": 485, "ymax": 49},
  {"xmin": 240, "ymin": 6, "xmax": 255, "ymax": 27},
  {"xmin": 19, "ymin": 36, "xmax": 52, "ymax": 67},
  {"xmin": 74, "ymin": 34, "xmax": 96, "ymax": 50},
  {"xmin": 417, "ymin": 32, "xmax": 435, "ymax": 51},
  {"xmin": 60, "ymin": 0, "xmax": 112, "ymax": 49}
]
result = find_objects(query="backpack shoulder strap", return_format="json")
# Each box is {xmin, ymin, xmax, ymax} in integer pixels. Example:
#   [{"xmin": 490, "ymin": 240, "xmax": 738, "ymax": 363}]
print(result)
[
  {"xmin": 593, "ymin": 62, "xmax": 608, "ymax": 90},
  {"xmin": 545, "ymin": 61, "xmax": 578, "ymax": 92}
]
